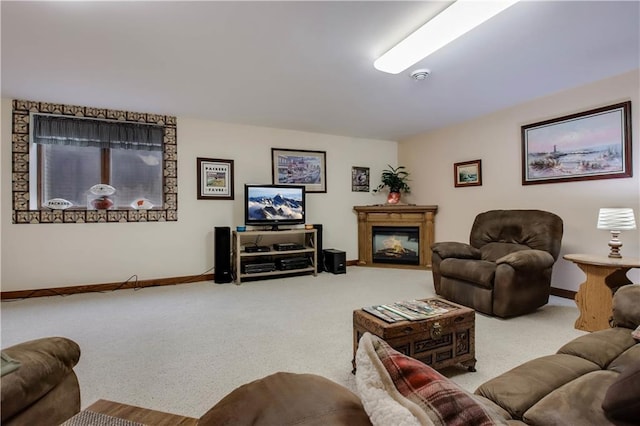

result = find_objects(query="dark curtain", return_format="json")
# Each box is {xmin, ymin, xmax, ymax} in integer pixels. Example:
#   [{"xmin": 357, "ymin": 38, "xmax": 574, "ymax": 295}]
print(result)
[{"xmin": 32, "ymin": 114, "xmax": 163, "ymax": 151}]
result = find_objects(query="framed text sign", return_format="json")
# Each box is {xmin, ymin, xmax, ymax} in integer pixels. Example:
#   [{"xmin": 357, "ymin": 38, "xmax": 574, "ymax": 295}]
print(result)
[{"xmin": 197, "ymin": 158, "xmax": 234, "ymax": 200}]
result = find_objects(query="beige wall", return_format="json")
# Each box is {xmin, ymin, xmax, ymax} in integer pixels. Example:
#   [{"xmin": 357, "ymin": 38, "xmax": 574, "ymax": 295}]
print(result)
[
  {"xmin": 399, "ymin": 70, "xmax": 640, "ymax": 291},
  {"xmin": 1, "ymin": 103, "xmax": 397, "ymax": 291},
  {"xmin": 3, "ymin": 70, "xmax": 639, "ymax": 293}
]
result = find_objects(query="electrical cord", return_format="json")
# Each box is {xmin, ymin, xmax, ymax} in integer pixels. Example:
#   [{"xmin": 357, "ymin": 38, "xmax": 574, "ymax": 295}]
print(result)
[
  {"xmin": 3, "ymin": 287, "xmax": 68, "ymax": 301},
  {"xmin": 177, "ymin": 266, "xmax": 215, "ymax": 285}
]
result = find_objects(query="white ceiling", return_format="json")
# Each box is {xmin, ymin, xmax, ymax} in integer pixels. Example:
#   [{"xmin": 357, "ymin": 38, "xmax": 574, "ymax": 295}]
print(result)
[{"xmin": 2, "ymin": 1, "xmax": 639, "ymax": 141}]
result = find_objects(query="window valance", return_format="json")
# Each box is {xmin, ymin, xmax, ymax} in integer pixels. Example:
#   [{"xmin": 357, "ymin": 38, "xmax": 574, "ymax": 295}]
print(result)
[{"xmin": 32, "ymin": 114, "xmax": 164, "ymax": 151}]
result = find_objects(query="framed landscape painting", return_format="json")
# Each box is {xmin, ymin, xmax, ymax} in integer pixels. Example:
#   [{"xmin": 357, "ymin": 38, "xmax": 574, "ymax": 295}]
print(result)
[
  {"xmin": 454, "ymin": 160, "xmax": 482, "ymax": 187},
  {"xmin": 197, "ymin": 158, "xmax": 234, "ymax": 200},
  {"xmin": 271, "ymin": 148, "xmax": 327, "ymax": 193},
  {"xmin": 522, "ymin": 101, "xmax": 631, "ymax": 185}
]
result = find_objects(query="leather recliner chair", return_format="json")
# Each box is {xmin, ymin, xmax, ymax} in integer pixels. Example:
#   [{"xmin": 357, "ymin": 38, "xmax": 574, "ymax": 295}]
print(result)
[{"xmin": 431, "ymin": 209, "xmax": 563, "ymax": 318}]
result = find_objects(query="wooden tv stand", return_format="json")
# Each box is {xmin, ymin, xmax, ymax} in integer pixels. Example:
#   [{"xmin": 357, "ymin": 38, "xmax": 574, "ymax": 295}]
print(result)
[{"xmin": 232, "ymin": 229, "xmax": 317, "ymax": 284}]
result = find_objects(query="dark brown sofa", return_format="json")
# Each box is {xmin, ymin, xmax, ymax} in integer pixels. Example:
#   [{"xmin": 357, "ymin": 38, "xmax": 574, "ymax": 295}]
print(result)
[
  {"xmin": 1, "ymin": 337, "xmax": 81, "ymax": 426},
  {"xmin": 431, "ymin": 209, "xmax": 563, "ymax": 317},
  {"xmin": 475, "ymin": 284, "xmax": 640, "ymax": 425},
  {"xmin": 199, "ymin": 285, "xmax": 639, "ymax": 426}
]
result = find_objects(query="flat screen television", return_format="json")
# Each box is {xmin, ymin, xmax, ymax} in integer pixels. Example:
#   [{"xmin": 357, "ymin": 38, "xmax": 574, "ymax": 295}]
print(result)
[{"xmin": 244, "ymin": 184, "xmax": 306, "ymax": 230}]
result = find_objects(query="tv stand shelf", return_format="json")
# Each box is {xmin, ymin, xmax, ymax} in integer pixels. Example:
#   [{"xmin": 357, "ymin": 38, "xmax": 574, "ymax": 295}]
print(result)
[{"xmin": 232, "ymin": 229, "xmax": 317, "ymax": 284}]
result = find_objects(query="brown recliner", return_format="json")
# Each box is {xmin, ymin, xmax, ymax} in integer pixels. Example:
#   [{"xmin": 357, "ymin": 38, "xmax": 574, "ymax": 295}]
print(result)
[{"xmin": 431, "ymin": 209, "xmax": 563, "ymax": 318}]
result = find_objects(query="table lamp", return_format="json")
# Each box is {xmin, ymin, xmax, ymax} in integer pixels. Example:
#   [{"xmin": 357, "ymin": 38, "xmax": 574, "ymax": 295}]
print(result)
[{"xmin": 597, "ymin": 208, "xmax": 637, "ymax": 258}]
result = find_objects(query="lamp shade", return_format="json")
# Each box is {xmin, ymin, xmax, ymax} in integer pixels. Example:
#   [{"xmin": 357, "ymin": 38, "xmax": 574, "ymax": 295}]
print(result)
[{"xmin": 597, "ymin": 208, "xmax": 637, "ymax": 230}]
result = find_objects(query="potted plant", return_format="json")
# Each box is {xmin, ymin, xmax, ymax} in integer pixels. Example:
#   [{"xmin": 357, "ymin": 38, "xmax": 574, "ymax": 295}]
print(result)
[{"xmin": 373, "ymin": 165, "xmax": 411, "ymax": 204}]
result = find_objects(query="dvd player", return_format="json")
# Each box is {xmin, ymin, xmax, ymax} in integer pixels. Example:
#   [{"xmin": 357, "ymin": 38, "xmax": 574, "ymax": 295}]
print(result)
[
  {"xmin": 276, "ymin": 257, "xmax": 310, "ymax": 270},
  {"xmin": 245, "ymin": 245, "xmax": 270, "ymax": 253},
  {"xmin": 273, "ymin": 243, "xmax": 305, "ymax": 251},
  {"xmin": 243, "ymin": 262, "xmax": 276, "ymax": 274}
]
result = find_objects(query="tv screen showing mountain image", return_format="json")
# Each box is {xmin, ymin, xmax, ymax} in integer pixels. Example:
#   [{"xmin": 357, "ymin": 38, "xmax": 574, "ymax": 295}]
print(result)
[{"xmin": 244, "ymin": 184, "xmax": 305, "ymax": 230}]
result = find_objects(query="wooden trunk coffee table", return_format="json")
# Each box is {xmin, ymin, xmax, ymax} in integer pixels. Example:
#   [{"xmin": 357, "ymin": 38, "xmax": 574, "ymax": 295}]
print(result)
[{"xmin": 352, "ymin": 297, "xmax": 476, "ymax": 373}]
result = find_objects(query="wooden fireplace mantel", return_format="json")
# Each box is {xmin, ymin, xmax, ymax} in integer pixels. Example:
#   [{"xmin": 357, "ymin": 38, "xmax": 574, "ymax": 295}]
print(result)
[{"xmin": 353, "ymin": 204, "xmax": 438, "ymax": 269}]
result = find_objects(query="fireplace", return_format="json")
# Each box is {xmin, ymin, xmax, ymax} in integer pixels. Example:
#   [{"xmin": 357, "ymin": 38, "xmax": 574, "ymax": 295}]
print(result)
[
  {"xmin": 353, "ymin": 204, "xmax": 438, "ymax": 269},
  {"xmin": 372, "ymin": 226, "xmax": 420, "ymax": 265}
]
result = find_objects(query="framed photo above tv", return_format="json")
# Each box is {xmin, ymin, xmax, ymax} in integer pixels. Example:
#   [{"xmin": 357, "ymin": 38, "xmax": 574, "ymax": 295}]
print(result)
[
  {"xmin": 197, "ymin": 158, "xmax": 234, "ymax": 200},
  {"xmin": 454, "ymin": 159, "xmax": 482, "ymax": 187},
  {"xmin": 271, "ymin": 148, "xmax": 327, "ymax": 193},
  {"xmin": 522, "ymin": 101, "xmax": 632, "ymax": 185}
]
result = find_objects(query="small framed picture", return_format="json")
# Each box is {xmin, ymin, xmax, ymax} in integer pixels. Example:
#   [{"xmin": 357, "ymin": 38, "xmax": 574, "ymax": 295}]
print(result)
[
  {"xmin": 197, "ymin": 158, "xmax": 234, "ymax": 200},
  {"xmin": 351, "ymin": 166, "xmax": 370, "ymax": 192},
  {"xmin": 454, "ymin": 159, "xmax": 482, "ymax": 187}
]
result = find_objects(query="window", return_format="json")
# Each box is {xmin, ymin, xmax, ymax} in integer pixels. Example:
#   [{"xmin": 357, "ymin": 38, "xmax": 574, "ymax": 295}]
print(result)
[
  {"xmin": 30, "ymin": 114, "xmax": 164, "ymax": 210},
  {"xmin": 12, "ymin": 100, "xmax": 177, "ymax": 224}
]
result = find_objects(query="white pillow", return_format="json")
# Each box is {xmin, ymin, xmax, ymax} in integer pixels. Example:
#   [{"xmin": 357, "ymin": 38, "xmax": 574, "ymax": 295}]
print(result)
[{"xmin": 355, "ymin": 332, "xmax": 433, "ymax": 426}]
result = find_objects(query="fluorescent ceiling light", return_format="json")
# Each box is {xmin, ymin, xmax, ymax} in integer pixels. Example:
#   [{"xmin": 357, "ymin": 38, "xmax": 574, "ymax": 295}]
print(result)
[{"xmin": 374, "ymin": 0, "xmax": 519, "ymax": 74}]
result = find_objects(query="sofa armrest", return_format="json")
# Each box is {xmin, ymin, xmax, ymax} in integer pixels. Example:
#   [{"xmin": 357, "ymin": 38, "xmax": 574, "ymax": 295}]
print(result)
[
  {"xmin": 1, "ymin": 337, "xmax": 80, "ymax": 422},
  {"xmin": 602, "ymin": 360, "xmax": 640, "ymax": 423},
  {"xmin": 496, "ymin": 249, "xmax": 554, "ymax": 270},
  {"xmin": 431, "ymin": 242, "xmax": 481, "ymax": 260},
  {"xmin": 611, "ymin": 285, "xmax": 640, "ymax": 330}
]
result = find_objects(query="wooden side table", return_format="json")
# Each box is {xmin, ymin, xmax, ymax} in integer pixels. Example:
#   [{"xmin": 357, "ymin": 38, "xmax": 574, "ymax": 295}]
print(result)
[{"xmin": 563, "ymin": 254, "xmax": 640, "ymax": 332}]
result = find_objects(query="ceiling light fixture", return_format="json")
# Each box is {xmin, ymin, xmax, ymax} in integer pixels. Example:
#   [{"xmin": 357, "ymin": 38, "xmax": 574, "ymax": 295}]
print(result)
[{"xmin": 374, "ymin": 0, "xmax": 519, "ymax": 74}]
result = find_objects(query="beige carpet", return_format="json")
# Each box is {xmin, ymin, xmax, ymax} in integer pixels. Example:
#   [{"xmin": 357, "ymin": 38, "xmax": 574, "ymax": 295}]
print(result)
[{"xmin": 0, "ymin": 267, "xmax": 585, "ymax": 419}]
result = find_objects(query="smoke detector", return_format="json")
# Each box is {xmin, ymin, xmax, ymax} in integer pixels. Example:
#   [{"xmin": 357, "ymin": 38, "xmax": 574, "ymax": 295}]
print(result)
[{"xmin": 410, "ymin": 69, "xmax": 431, "ymax": 81}]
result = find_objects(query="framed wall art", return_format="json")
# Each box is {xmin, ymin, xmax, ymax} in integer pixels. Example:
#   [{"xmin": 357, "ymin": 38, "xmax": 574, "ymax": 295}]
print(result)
[
  {"xmin": 271, "ymin": 148, "xmax": 327, "ymax": 193},
  {"xmin": 351, "ymin": 166, "xmax": 370, "ymax": 192},
  {"xmin": 522, "ymin": 101, "xmax": 631, "ymax": 185},
  {"xmin": 454, "ymin": 159, "xmax": 482, "ymax": 187},
  {"xmin": 197, "ymin": 158, "xmax": 234, "ymax": 200}
]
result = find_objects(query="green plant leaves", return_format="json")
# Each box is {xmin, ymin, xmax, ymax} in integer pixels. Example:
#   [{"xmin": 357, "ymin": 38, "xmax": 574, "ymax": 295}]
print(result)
[{"xmin": 373, "ymin": 165, "xmax": 411, "ymax": 193}]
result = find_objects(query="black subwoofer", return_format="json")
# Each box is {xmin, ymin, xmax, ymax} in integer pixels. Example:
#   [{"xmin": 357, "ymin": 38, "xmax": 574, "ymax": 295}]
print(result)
[{"xmin": 323, "ymin": 249, "xmax": 346, "ymax": 274}]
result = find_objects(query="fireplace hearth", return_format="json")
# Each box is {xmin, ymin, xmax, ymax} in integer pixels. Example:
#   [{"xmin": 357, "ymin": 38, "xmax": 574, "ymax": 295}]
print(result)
[
  {"xmin": 372, "ymin": 226, "xmax": 420, "ymax": 265},
  {"xmin": 353, "ymin": 204, "xmax": 438, "ymax": 269}
]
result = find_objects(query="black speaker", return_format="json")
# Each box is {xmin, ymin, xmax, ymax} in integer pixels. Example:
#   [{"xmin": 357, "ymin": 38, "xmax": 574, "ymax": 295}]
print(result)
[
  {"xmin": 214, "ymin": 227, "xmax": 232, "ymax": 283},
  {"xmin": 313, "ymin": 224, "xmax": 324, "ymax": 272},
  {"xmin": 323, "ymin": 249, "xmax": 346, "ymax": 274}
]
